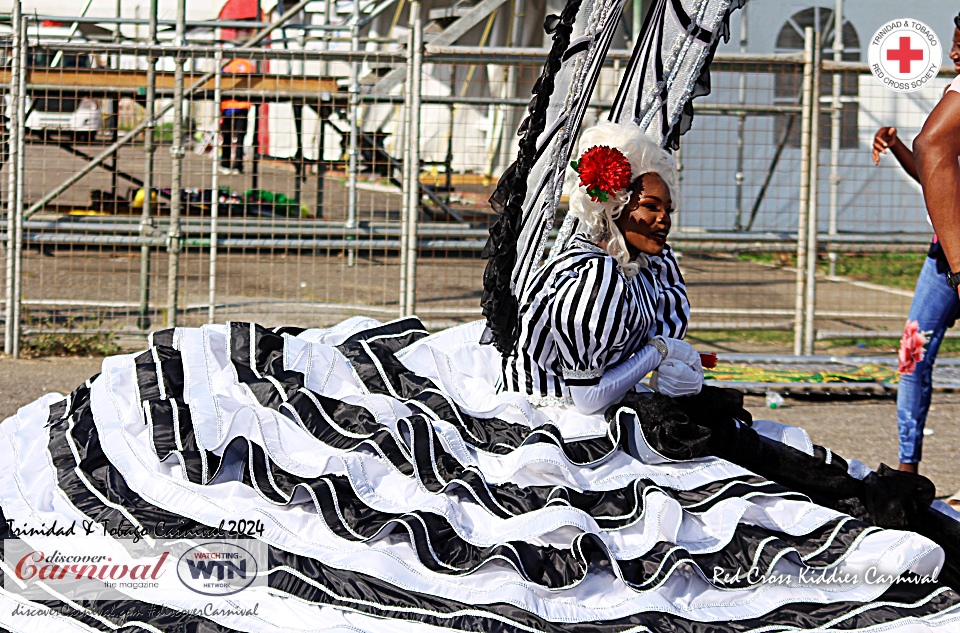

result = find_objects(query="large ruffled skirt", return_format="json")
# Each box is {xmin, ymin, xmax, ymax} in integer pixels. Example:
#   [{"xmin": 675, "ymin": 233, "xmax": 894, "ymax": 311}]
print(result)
[{"xmin": 1, "ymin": 317, "xmax": 960, "ymax": 632}]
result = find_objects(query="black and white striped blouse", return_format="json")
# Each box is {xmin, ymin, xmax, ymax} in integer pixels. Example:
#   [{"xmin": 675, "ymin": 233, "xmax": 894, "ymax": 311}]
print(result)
[
  {"xmin": 643, "ymin": 244, "xmax": 690, "ymax": 340},
  {"xmin": 501, "ymin": 235, "xmax": 689, "ymax": 405}
]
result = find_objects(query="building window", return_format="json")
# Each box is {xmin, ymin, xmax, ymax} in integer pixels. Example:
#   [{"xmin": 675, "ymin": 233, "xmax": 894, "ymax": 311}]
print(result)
[{"xmin": 774, "ymin": 7, "xmax": 860, "ymax": 149}]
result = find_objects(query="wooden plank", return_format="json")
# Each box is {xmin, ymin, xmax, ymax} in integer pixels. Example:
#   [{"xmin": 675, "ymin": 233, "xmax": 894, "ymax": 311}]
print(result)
[{"xmin": 0, "ymin": 68, "xmax": 340, "ymax": 98}]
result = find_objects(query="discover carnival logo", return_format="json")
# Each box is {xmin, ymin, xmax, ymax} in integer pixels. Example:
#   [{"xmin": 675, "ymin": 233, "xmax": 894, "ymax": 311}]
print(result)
[
  {"xmin": 14, "ymin": 550, "xmax": 169, "ymax": 586},
  {"xmin": 869, "ymin": 19, "xmax": 942, "ymax": 93}
]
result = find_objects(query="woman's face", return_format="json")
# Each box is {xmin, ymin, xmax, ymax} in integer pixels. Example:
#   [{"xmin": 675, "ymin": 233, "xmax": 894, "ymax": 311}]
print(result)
[{"xmin": 613, "ymin": 172, "xmax": 673, "ymax": 257}]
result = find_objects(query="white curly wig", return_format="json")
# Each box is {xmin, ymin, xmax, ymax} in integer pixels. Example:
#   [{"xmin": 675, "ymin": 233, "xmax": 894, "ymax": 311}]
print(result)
[{"xmin": 568, "ymin": 121, "xmax": 680, "ymax": 277}]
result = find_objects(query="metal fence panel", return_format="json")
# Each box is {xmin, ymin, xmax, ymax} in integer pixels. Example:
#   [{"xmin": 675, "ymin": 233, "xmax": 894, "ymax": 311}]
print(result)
[{"xmin": 0, "ymin": 12, "xmax": 947, "ymax": 358}]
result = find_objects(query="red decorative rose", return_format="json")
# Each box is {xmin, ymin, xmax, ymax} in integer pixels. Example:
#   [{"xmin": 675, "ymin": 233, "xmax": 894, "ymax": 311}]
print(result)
[
  {"xmin": 570, "ymin": 145, "xmax": 632, "ymax": 202},
  {"xmin": 898, "ymin": 319, "xmax": 929, "ymax": 376}
]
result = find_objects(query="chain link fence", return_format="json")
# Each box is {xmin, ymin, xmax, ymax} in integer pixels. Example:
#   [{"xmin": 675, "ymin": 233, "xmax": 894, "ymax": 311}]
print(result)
[{"xmin": 0, "ymin": 8, "xmax": 950, "ymax": 358}]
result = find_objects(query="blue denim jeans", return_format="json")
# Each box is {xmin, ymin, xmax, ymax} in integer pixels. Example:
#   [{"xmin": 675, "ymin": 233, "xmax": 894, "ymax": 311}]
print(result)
[{"xmin": 897, "ymin": 256, "xmax": 960, "ymax": 463}]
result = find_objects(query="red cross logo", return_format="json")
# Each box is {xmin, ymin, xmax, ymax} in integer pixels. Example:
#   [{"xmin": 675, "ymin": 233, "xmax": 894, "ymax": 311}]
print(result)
[{"xmin": 886, "ymin": 36, "xmax": 924, "ymax": 73}]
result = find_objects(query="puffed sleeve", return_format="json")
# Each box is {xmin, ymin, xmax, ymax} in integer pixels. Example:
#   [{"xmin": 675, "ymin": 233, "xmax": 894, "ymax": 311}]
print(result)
[
  {"xmin": 551, "ymin": 255, "xmax": 632, "ymax": 387},
  {"xmin": 648, "ymin": 246, "xmax": 690, "ymax": 339}
]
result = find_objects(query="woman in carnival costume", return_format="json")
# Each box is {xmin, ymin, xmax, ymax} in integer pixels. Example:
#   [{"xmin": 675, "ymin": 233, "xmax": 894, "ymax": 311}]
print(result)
[
  {"xmin": 502, "ymin": 121, "xmax": 700, "ymax": 413},
  {"xmin": 506, "ymin": 119, "xmax": 960, "ymax": 590},
  {"xmin": 4, "ymin": 0, "xmax": 960, "ymax": 627}
]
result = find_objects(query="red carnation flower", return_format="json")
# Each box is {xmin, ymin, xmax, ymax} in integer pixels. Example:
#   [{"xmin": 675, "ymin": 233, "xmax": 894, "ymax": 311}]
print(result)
[{"xmin": 570, "ymin": 145, "xmax": 632, "ymax": 202}]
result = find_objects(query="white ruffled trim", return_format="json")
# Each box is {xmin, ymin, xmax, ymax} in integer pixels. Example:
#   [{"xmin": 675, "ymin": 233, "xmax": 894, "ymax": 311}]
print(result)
[{"xmin": 524, "ymin": 392, "xmax": 574, "ymax": 408}]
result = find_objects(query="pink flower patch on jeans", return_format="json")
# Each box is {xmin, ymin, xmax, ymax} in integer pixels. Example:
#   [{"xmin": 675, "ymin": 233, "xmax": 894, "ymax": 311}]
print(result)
[{"xmin": 899, "ymin": 320, "xmax": 930, "ymax": 376}]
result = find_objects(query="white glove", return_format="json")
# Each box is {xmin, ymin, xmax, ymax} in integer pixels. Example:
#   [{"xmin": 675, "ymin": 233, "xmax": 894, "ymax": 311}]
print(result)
[
  {"xmin": 651, "ymin": 358, "xmax": 703, "ymax": 397},
  {"xmin": 654, "ymin": 335, "xmax": 701, "ymax": 370}
]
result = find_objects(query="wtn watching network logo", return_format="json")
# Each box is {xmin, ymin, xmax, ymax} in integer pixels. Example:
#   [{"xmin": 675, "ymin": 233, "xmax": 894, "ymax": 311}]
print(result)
[{"xmin": 176, "ymin": 541, "xmax": 260, "ymax": 596}]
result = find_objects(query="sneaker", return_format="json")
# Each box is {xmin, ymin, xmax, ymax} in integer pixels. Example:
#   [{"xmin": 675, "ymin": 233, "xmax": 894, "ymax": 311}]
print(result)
[
  {"xmin": 218, "ymin": 166, "xmax": 232, "ymax": 175},
  {"xmin": 232, "ymin": 168, "xmax": 244, "ymax": 175}
]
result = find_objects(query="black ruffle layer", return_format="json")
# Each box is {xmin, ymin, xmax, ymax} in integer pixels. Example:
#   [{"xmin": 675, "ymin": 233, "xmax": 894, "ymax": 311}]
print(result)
[{"xmin": 480, "ymin": 0, "xmax": 585, "ymax": 356}]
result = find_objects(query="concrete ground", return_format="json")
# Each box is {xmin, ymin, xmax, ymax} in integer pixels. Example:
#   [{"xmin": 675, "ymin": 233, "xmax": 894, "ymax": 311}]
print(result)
[
  {"xmin": 0, "ymin": 355, "xmax": 103, "ymax": 421},
  {"xmin": 13, "ymin": 248, "xmax": 918, "ymax": 350},
  {"xmin": 2, "ymin": 354, "xmax": 957, "ymax": 498},
  {"xmin": 744, "ymin": 394, "xmax": 960, "ymax": 499}
]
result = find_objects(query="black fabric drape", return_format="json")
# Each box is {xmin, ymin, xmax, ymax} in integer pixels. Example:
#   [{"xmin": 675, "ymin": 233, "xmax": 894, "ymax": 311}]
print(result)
[{"xmin": 615, "ymin": 387, "xmax": 960, "ymax": 590}]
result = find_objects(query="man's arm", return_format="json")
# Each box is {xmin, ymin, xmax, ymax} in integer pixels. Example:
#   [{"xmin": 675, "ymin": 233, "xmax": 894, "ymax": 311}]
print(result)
[
  {"xmin": 914, "ymin": 90, "xmax": 960, "ymax": 275},
  {"xmin": 873, "ymin": 127, "xmax": 920, "ymax": 182},
  {"xmin": 889, "ymin": 139, "xmax": 920, "ymax": 182}
]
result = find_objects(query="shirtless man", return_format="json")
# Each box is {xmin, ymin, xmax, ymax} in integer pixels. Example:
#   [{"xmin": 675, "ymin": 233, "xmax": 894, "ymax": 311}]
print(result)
[{"xmin": 900, "ymin": 15, "xmax": 960, "ymax": 499}]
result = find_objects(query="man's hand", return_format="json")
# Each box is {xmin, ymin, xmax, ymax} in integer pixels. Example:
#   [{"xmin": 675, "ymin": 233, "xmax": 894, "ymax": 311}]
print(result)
[
  {"xmin": 872, "ymin": 127, "xmax": 900, "ymax": 165},
  {"xmin": 872, "ymin": 125, "xmax": 919, "ymax": 182}
]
